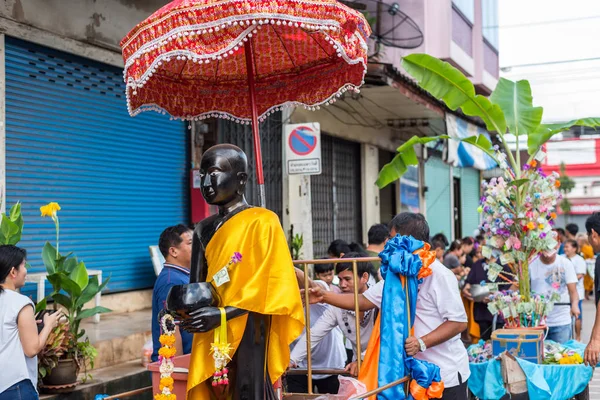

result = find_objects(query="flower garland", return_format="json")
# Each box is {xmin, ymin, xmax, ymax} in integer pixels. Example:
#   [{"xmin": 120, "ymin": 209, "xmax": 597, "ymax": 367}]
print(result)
[
  {"xmin": 156, "ymin": 314, "xmax": 177, "ymax": 400},
  {"xmin": 543, "ymin": 341, "xmax": 583, "ymax": 365},
  {"xmin": 210, "ymin": 308, "xmax": 232, "ymax": 387}
]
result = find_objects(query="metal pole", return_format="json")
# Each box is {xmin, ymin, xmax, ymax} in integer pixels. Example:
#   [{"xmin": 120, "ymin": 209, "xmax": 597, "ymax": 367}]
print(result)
[
  {"xmin": 244, "ymin": 39, "xmax": 266, "ymax": 208},
  {"xmin": 303, "ymin": 263, "xmax": 313, "ymax": 394},
  {"xmin": 352, "ymin": 260, "xmax": 362, "ymax": 373},
  {"xmin": 349, "ymin": 376, "xmax": 411, "ymax": 400}
]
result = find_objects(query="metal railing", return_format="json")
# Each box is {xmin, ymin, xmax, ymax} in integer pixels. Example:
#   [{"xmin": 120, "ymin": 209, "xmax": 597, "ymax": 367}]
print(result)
[{"xmin": 291, "ymin": 257, "xmax": 410, "ymax": 399}]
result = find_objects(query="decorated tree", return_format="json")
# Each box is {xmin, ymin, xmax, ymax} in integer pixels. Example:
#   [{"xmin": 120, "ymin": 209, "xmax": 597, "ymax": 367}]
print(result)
[{"xmin": 377, "ymin": 54, "xmax": 600, "ymax": 302}]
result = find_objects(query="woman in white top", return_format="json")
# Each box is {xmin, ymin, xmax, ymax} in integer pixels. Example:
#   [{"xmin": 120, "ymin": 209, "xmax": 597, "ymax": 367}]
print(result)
[{"xmin": 0, "ymin": 245, "xmax": 61, "ymax": 400}]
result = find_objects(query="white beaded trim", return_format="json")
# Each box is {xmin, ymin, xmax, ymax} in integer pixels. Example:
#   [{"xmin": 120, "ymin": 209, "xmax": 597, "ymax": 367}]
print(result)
[
  {"xmin": 127, "ymin": 81, "xmax": 364, "ymax": 123},
  {"xmin": 121, "ymin": 0, "xmax": 369, "ymax": 48}
]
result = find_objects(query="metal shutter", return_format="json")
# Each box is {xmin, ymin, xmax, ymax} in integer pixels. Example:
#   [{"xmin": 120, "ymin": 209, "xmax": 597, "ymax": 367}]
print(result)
[
  {"xmin": 424, "ymin": 156, "xmax": 452, "ymax": 239},
  {"xmin": 311, "ymin": 135, "xmax": 362, "ymax": 257},
  {"xmin": 460, "ymin": 167, "xmax": 481, "ymax": 237},
  {"xmin": 217, "ymin": 112, "xmax": 283, "ymax": 219},
  {"xmin": 5, "ymin": 37, "xmax": 188, "ymax": 296}
]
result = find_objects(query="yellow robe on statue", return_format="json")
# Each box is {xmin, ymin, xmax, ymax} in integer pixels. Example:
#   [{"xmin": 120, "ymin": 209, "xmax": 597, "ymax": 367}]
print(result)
[{"xmin": 187, "ymin": 207, "xmax": 305, "ymax": 399}]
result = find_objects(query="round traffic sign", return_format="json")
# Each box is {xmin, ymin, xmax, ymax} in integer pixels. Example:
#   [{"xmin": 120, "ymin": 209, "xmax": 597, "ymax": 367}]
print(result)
[{"xmin": 289, "ymin": 125, "xmax": 318, "ymax": 156}]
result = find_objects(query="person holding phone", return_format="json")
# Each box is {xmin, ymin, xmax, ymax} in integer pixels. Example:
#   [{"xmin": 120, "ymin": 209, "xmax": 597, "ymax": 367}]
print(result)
[{"xmin": 0, "ymin": 245, "xmax": 62, "ymax": 400}]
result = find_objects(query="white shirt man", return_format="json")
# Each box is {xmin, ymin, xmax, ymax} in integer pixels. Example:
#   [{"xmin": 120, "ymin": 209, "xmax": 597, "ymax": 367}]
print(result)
[
  {"xmin": 362, "ymin": 259, "xmax": 470, "ymax": 389},
  {"xmin": 529, "ymin": 251, "xmax": 579, "ymax": 343},
  {"xmin": 309, "ymin": 213, "xmax": 470, "ymax": 400}
]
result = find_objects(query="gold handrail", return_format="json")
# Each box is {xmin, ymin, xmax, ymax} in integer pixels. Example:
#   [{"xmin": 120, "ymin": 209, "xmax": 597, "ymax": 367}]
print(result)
[{"xmin": 292, "ymin": 256, "xmax": 411, "ymax": 397}]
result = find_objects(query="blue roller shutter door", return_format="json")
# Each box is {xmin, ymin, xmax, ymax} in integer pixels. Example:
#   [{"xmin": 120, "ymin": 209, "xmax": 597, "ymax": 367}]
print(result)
[{"xmin": 5, "ymin": 37, "xmax": 188, "ymax": 296}]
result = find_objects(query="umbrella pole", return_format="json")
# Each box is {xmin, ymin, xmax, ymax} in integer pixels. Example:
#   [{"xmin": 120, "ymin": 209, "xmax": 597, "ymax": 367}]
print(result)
[{"xmin": 244, "ymin": 40, "xmax": 266, "ymax": 208}]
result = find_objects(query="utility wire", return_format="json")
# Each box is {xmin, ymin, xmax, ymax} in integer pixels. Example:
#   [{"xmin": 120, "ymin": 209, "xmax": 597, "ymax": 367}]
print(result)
[{"xmin": 484, "ymin": 15, "xmax": 600, "ymax": 30}]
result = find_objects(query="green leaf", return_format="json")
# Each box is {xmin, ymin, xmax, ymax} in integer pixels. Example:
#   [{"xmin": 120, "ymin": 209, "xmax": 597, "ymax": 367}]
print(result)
[
  {"xmin": 489, "ymin": 78, "xmax": 543, "ymax": 136},
  {"xmin": 52, "ymin": 293, "xmax": 72, "ymax": 309},
  {"xmin": 1, "ymin": 218, "xmax": 19, "ymax": 245},
  {"xmin": 9, "ymin": 202, "xmax": 21, "ymax": 222},
  {"xmin": 528, "ymin": 118, "xmax": 600, "ymax": 155},
  {"xmin": 70, "ymin": 261, "xmax": 89, "ymax": 291},
  {"xmin": 376, "ymin": 135, "xmax": 447, "ymax": 188},
  {"xmin": 35, "ymin": 298, "xmax": 48, "ymax": 314},
  {"xmin": 402, "ymin": 54, "xmax": 507, "ymax": 134},
  {"xmin": 460, "ymin": 135, "xmax": 496, "ymax": 158},
  {"xmin": 42, "ymin": 242, "xmax": 58, "ymax": 274},
  {"xmin": 48, "ymin": 273, "xmax": 82, "ymax": 297},
  {"xmin": 76, "ymin": 275, "xmax": 110, "ymax": 308},
  {"xmin": 63, "ymin": 257, "xmax": 78, "ymax": 275},
  {"xmin": 76, "ymin": 306, "xmax": 111, "ymax": 321},
  {"xmin": 511, "ymin": 179, "xmax": 530, "ymax": 188}
]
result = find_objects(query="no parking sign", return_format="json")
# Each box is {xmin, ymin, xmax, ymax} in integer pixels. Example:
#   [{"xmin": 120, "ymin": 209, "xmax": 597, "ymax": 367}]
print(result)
[{"xmin": 284, "ymin": 123, "xmax": 322, "ymax": 175}]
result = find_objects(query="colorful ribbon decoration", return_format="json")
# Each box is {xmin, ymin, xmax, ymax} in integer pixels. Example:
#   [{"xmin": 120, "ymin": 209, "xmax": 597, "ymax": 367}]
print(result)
[
  {"xmin": 377, "ymin": 235, "xmax": 444, "ymax": 400},
  {"xmin": 210, "ymin": 308, "xmax": 232, "ymax": 387}
]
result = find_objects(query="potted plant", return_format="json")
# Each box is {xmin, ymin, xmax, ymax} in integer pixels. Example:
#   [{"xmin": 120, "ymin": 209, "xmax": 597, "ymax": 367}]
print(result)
[
  {"xmin": 35, "ymin": 202, "xmax": 110, "ymax": 387},
  {"xmin": 376, "ymin": 53, "xmax": 600, "ymax": 302}
]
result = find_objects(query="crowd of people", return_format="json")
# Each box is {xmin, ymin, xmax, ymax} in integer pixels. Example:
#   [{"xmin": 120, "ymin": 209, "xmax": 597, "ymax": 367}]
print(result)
[{"xmin": 3, "ymin": 211, "xmax": 600, "ymax": 399}]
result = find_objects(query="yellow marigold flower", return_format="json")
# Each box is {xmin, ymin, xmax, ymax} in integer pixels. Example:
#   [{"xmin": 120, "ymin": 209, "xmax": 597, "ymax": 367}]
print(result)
[
  {"xmin": 160, "ymin": 377, "xmax": 174, "ymax": 387},
  {"xmin": 159, "ymin": 334, "xmax": 176, "ymax": 347},
  {"xmin": 158, "ymin": 346, "xmax": 176, "ymax": 359},
  {"xmin": 527, "ymin": 222, "xmax": 535, "ymax": 230},
  {"xmin": 40, "ymin": 202, "xmax": 61, "ymax": 218},
  {"xmin": 159, "ymin": 383, "xmax": 174, "ymax": 392},
  {"xmin": 154, "ymin": 394, "xmax": 176, "ymax": 400}
]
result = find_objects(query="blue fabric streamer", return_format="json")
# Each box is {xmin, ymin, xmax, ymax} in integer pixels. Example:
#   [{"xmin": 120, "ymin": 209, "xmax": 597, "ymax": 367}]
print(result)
[{"xmin": 377, "ymin": 235, "xmax": 443, "ymax": 400}]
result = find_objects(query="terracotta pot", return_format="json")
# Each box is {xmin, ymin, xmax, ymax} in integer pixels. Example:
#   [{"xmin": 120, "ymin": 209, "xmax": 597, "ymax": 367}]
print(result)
[{"xmin": 42, "ymin": 358, "xmax": 78, "ymax": 386}]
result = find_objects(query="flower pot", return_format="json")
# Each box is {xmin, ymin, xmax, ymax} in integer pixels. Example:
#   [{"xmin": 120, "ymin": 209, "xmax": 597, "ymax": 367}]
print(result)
[{"xmin": 42, "ymin": 358, "xmax": 78, "ymax": 386}]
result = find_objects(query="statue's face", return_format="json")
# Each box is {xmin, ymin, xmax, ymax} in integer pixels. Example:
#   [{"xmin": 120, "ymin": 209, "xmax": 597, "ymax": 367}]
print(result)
[{"xmin": 199, "ymin": 150, "xmax": 245, "ymax": 205}]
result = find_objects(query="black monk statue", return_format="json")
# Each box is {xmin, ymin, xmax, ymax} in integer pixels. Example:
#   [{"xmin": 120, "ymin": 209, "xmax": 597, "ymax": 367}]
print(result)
[{"xmin": 166, "ymin": 144, "xmax": 304, "ymax": 400}]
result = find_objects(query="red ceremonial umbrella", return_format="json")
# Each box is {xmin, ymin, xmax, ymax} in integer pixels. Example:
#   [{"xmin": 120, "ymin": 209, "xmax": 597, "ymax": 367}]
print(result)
[{"xmin": 121, "ymin": 0, "xmax": 370, "ymax": 207}]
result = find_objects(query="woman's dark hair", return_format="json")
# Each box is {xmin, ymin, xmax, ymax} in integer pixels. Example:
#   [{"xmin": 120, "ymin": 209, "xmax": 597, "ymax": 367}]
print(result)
[
  {"xmin": 334, "ymin": 252, "xmax": 373, "ymax": 277},
  {"xmin": 327, "ymin": 239, "xmax": 351, "ymax": 257},
  {"xmin": 564, "ymin": 239, "xmax": 579, "ymax": 252},
  {"xmin": 349, "ymin": 242, "xmax": 366, "ymax": 254},
  {"xmin": 461, "ymin": 237, "xmax": 474, "ymax": 246},
  {"xmin": 0, "ymin": 245, "xmax": 27, "ymax": 294},
  {"xmin": 449, "ymin": 240, "xmax": 462, "ymax": 252}
]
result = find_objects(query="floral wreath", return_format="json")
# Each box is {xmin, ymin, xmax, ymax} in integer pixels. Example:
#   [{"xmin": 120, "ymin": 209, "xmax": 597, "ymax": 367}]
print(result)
[{"xmin": 156, "ymin": 313, "xmax": 177, "ymax": 400}]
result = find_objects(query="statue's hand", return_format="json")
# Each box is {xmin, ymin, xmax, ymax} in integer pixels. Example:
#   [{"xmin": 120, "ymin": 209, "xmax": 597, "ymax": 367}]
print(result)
[{"xmin": 180, "ymin": 306, "xmax": 222, "ymax": 333}]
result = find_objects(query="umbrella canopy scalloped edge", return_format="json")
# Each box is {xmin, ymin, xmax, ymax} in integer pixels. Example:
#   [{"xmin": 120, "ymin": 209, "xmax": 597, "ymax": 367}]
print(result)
[{"xmin": 121, "ymin": 0, "xmax": 371, "ymax": 123}]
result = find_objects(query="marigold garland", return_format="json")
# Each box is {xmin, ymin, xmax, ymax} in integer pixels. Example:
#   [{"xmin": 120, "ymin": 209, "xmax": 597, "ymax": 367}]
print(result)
[{"xmin": 155, "ymin": 314, "xmax": 177, "ymax": 400}]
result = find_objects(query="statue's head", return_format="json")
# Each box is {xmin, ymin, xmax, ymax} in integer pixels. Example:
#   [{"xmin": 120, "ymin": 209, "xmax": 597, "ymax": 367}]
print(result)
[{"xmin": 199, "ymin": 144, "xmax": 248, "ymax": 206}]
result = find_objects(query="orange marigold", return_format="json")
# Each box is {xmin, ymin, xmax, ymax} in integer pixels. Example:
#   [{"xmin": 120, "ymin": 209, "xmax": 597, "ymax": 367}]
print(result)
[
  {"xmin": 154, "ymin": 394, "xmax": 176, "ymax": 400},
  {"xmin": 550, "ymin": 212, "xmax": 557, "ymax": 219},
  {"xmin": 555, "ymin": 180, "xmax": 561, "ymax": 188},
  {"xmin": 159, "ymin": 334, "xmax": 176, "ymax": 347},
  {"xmin": 530, "ymin": 160, "xmax": 537, "ymax": 167},
  {"xmin": 158, "ymin": 346, "xmax": 177, "ymax": 359}
]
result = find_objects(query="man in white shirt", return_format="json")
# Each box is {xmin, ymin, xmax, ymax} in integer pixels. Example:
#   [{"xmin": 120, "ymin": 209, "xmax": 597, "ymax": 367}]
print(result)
[
  {"xmin": 307, "ymin": 213, "xmax": 469, "ymax": 400},
  {"xmin": 529, "ymin": 245, "xmax": 580, "ymax": 343},
  {"xmin": 564, "ymin": 239, "xmax": 587, "ymax": 341},
  {"xmin": 287, "ymin": 280, "xmax": 346, "ymax": 394},
  {"xmin": 290, "ymin": 256, "xmax": 377, "ymax": 377}
]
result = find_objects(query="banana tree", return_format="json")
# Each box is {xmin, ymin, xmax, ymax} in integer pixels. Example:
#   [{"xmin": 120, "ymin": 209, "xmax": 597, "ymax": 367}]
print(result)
[{"xmin": 377, "ymin": 53, "xmax": 600, "ymax": 300}]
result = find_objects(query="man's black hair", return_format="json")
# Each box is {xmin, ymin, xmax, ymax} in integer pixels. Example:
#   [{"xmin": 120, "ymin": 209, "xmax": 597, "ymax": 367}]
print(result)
[
  {"xmin": 0, "ymin": 245, "xmax": 27, "ymax": 294},
  {"xmin": 328, "ymin": 239, "xmax": 351, "ymax": 257},
  {"xmin": 389, "ymin": 212, "xmax": 430, "ymax": 243},
  {"xmin": 314, "ymin": 262, "xmax": 334, "ymax": 274},
  {"xmin": 566, "ymin": 223, "xmax": 579, "ymax": 237},
  {"xmin": 158, "ymin": 224, "xmax": 191, "ymax": 258},
  {"xmin": 368, "ymin": 224, "xmax": 389, "ymax": 245},
  {"xmin": 449, "ymin": 239, "xmax": 462, "ymax": 252},
  {"xmin": 334, "ymin": 252, "xmax": 373, "ymax": 277},
  {"xmin": 432, "ymin": 232, "xmax": 449, "ymax": 247},
  {"xmin": 475, "ymin": 234, "xmax": 485, "ymax": 243},
  {"xmin": 555, "ymin": 228, "xmax": 566, "ymax": 236},
  {"xmin": 431, "ymin": 239, "xmax": 445, "ymax": 251},
  {"xmin": 586, "ymin": 213, "xmax": 600, "ymax": 236}
]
